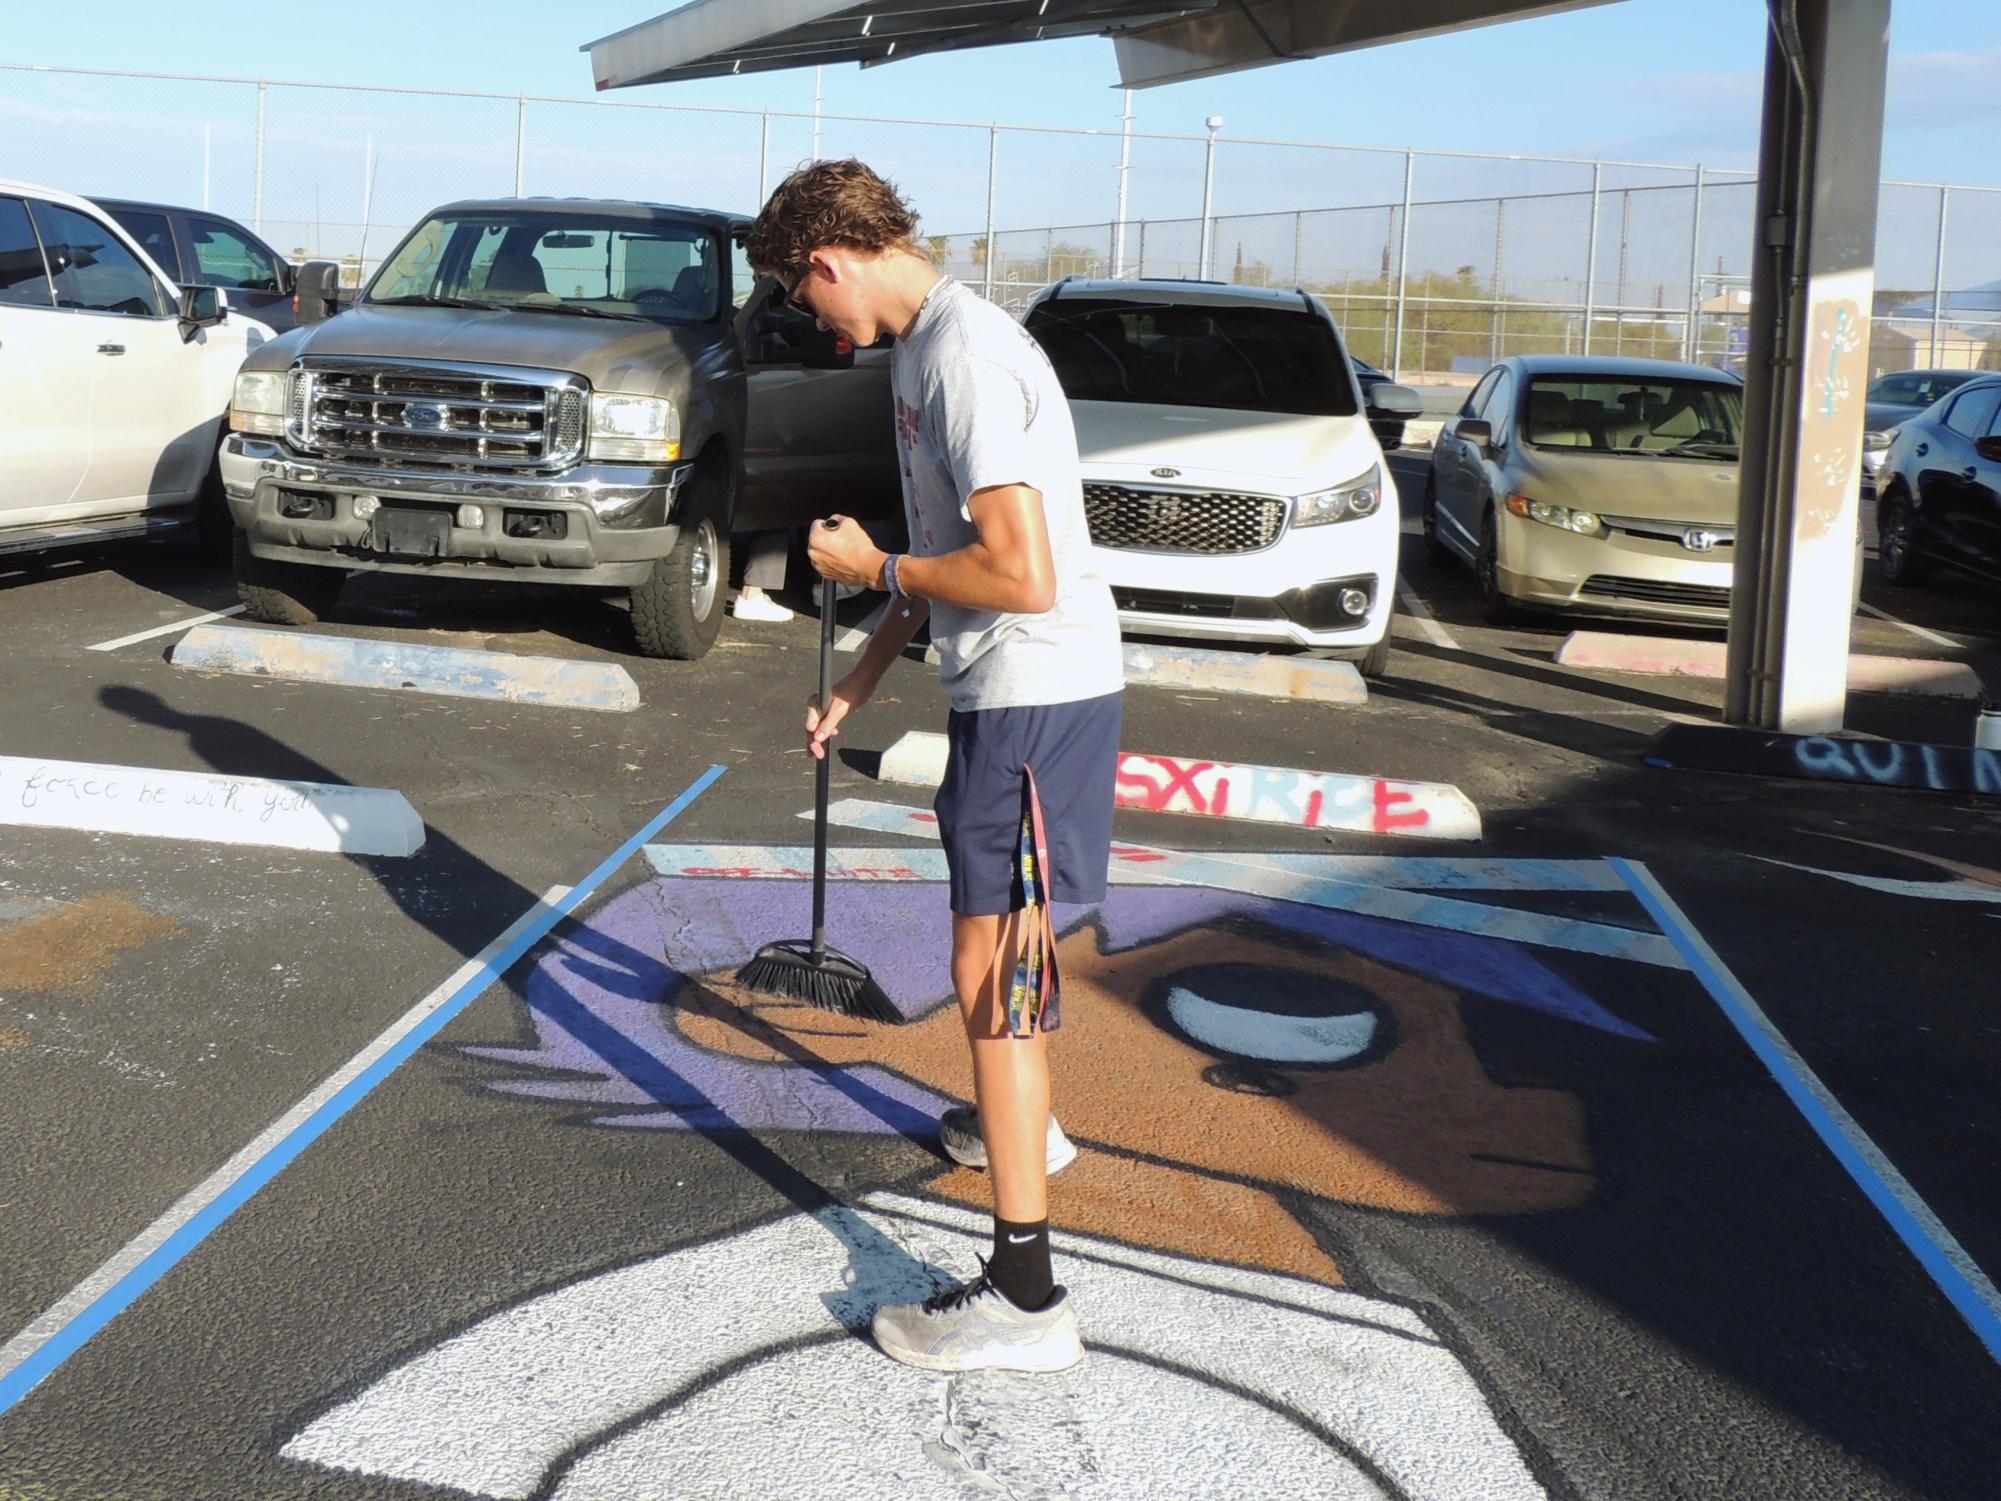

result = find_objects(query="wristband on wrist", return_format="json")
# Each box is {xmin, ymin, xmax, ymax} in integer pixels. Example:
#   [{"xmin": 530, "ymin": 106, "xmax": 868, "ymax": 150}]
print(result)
[{"xmin": 883, "ymin": 552, "xmax": 906, "ymax": 598}]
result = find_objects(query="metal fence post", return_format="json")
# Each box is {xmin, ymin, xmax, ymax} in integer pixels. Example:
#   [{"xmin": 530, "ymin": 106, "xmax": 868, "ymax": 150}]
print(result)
[
  {"xmin": 1581, "ymin": 161, "xmax": 1602, "ymax": 355},
  {"xmin": 514, "ymin": 95, "xmax": 527, "ymax": 197},
  {"xmin": 1113, "ymin": 89, "xmax": 1133, "ymax": 277},
  {"xmin": 1293, "ymin": 210, "xmax": 1304, "ymax": 286},
  {"xmin": 983, "ymin": 126, "xmax": 998, "ymax": 302},
  {"xmin": 253, "ymin": 81, "xmax": 266, "ymax": 234},
  {"xmin": 1198, "ymin": 118, "xmax": 1220, "ymax": 279},
  {"xmin": 1137, "ymin": 218, "xmax": 1147, "ymax": 278},
  {"xmin": 1930, "ymin": 185, "xmax": 1950, "ymax": 366},
  {"xmin": 1391, "ymin": 150, "xmax": 1414, "ymax": 379},
  {"xmin": 758, "ymin": 111, "xmax": 770, "ymax": 203},
  {"xmin": 1492, "ymin": 197, "xmax": 1506, "ymax": 361},
  {"xmin": 1685, "ymin": 165, "xmax": 1706, "ymax": 362}
]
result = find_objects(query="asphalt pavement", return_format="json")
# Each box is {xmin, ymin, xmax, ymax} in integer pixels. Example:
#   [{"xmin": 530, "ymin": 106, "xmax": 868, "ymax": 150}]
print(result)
[{"xmin": 1, "ymin": 468, "xmax": 1997, "ymax": 1500}]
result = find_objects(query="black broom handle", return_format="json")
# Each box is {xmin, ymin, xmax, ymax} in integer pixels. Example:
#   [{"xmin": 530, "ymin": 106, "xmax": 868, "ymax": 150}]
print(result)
[{"xmin": 811, "ymin": 570, "xmax": 835, "ymax": 960}]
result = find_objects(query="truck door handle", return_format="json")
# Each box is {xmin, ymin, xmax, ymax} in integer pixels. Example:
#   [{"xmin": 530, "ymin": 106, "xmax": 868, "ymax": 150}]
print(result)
[
  {"xmin": 97, "ymin": 343, "xmax": 126, "ymax": 356},
  {"xmin": 1914, "ymin": 442, "xmax": 1929, "ymax": 456}
]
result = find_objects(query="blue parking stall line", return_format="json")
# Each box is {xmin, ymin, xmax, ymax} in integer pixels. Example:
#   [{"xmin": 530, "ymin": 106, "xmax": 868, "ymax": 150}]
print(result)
[
  {"xmin": 1611, "ymin": 858, "xmax": 2001, "ymax": 1367},
  {"xmin": 0, "ymin": 763, "xmax": 727, "ymax": 1419}
]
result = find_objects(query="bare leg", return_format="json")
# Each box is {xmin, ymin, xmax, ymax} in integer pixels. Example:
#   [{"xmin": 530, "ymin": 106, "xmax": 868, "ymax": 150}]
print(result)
[{"xmin": 951, "ymin": 910, "xmax": 1049, "ymax": 1223}]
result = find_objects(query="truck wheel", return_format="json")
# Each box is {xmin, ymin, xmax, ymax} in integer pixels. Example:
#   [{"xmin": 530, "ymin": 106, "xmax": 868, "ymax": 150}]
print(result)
[
  {"xmin": 631, "ymin": 460, "xmax": 730, "ymax": 660},
  {"xmin": 233, "ymin": 529, "xmax": 344, "ymax": 624}
]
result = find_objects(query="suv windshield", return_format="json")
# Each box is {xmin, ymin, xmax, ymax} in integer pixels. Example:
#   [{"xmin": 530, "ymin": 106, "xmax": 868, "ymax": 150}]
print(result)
[
  {"xmin": 1024, "ymin": 298, "xmax": 1358, "ymax": 417},
  {"xmin": 1522, "ymin": 376, "xmax": 1745, "ymax": 457},
  {"xmin": 367, "ymin": 212, "xmax": 720, "ymax": 324}
]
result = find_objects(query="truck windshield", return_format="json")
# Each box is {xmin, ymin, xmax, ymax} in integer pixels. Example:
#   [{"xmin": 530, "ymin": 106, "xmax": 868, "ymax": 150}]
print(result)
[
  {"xmin": 1523, "ymin": 376, "xmax": 1745, "ymax": 458},
  {"xmin": 1024, "ymin": 298, "xmax": 1358, "ymax": 416},
  {"xmin": 367, "ymin": 213, "xmax": 721, "ymax": 324}
]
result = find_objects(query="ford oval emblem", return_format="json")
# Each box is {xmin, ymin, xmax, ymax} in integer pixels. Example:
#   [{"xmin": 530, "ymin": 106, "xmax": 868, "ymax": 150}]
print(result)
[
  {"xmin": 1150, "ymin": 466, "xmax": 1180, "ymax": 479},
  {"xmin": 407, "ymin": 404, "xmax": 447, "ymax": 429}
]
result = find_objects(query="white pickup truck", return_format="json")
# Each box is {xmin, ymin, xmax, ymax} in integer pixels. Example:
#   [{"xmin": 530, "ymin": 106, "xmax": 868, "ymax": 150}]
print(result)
[{"xmin": 0, "ymin": 178, "xmax": 273, "ymax": 559}]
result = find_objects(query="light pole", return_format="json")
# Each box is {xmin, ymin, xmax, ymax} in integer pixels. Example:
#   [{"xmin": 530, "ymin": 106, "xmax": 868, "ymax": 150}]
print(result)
[{"xmin": 1198, "ymin": 114, "xmax": 1222, "ymax": 279}]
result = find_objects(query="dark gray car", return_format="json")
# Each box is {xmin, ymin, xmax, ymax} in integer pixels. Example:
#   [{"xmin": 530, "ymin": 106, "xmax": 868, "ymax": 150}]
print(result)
[
  {"xmin": 1861, "ymin": 369, "xmax": 1984, "ymax": 497},
  {"xmin": 220, "ymin": 197, "xmax": 897, "ymax": 659},
  {"xmin": 92, "ymin": 196, "xmax": 301, "ymax": 333}
]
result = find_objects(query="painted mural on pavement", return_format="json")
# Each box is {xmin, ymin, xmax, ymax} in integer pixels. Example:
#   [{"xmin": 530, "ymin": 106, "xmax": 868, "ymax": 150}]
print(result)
[{"xmin": 287, "ymin": 853, "xmax": 1670, "ymax": 1497}]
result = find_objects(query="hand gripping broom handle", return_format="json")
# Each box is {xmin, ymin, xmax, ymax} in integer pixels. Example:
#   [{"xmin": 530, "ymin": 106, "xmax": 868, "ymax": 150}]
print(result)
[{"xmin": 811, "ymin": 571, "xmax": 835, "ymax": 962}]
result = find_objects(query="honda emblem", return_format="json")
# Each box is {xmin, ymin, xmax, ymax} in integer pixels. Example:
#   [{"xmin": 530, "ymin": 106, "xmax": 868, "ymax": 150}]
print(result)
[{"xmin": 1683, "ymin": 527, "xmax": 1719, "ymax": 552}]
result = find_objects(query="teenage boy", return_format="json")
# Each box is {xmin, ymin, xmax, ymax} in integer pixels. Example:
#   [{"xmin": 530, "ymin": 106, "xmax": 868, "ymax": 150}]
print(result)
[{"xmin": 747, "ymin": 159, "xmax": 1123, "ymax": 1373}]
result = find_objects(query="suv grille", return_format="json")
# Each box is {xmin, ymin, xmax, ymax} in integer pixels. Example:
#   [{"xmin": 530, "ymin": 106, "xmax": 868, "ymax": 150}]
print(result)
[
  {"xmin": 290, "ymin": 360, "xmax": 587, "ymax": 472},
  {"xmin": 1084, "ymin": 484, "xmax": 1286, "ymax": 555}
]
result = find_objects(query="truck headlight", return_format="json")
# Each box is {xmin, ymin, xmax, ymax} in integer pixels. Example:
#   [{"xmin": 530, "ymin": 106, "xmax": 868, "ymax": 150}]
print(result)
[
  {"xmin": 230, "ymin": 370, "xmax": 289, "ymax": 436},
  {"xmin": 1293, "ymin": 465, "xmax": 1382, "ymax": 527},
  {"xmin": 1506, "ymin": 493, "xmax": 1604, "ymax": 536},
  {"xmin": 588, "ymin": 393, "xmax": 680, "ymax": 464}
]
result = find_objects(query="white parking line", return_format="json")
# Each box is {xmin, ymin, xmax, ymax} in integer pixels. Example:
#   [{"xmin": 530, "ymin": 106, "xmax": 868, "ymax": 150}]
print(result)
[
  {"xmin": 833, "ymin": 600, "xmax": 886, "ymax": 653},
  {"xmin": 1858, "ymin": 602, "xmax": 1962, "ymax": 652},
  {"xmin": 87, "ymin": 605, "xmax": 247, "ymax": 653},
  {"xmin": 1395, "ymin": 579, "xmax": 1459, "ymax": 651}
]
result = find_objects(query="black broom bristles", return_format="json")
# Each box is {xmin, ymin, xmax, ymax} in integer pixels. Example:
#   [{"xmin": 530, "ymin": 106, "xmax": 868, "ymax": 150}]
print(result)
[{"xmin": 736, "ymin": 939, "xmax": 901, "ymax": 1023}]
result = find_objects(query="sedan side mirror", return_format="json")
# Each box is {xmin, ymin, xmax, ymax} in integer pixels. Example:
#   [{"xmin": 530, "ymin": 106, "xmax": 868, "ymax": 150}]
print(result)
[
  {"xmin": 1975, "ymin": 436, "xmax": 2001, "ymax": 463},
  {"xmin": 1365, "ymin": 381, "xmax": 1424, "ymax": 419},
  {"xmin": 177, "ymin": 283, "xmax": 224, "ymax": 340},
  {"xmin": 294, "ymin": 259, "xmax": 342, "ymax": 325},
  {"xmin": 1456, "ymin": 417, "xmax": 1494, "ymax": 451}
]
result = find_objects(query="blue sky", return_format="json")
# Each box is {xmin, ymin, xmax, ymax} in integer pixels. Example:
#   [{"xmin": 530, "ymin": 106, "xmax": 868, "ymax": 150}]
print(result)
[{"xmin": 5, "ymin": 0, "xmax": 1997, "ymax": 186}]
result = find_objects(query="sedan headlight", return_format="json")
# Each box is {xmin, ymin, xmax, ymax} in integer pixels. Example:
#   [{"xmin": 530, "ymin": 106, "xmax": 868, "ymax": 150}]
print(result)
[
  {"xmin": 588, "ymin": 393, "xmax": 680, "ymax": 464},
  {"xmin": 230, "ymin": 370, "xmax": 289, "ymax": 436},
  {"xmin": 1862, "ymin": 427, "xmax": 1897, "ymax": 452},
  {"xmin": 1293, "ymin": 465, "xmax": 1382, "ymax": 527},
  {"xmin": 1506, "ymin": 493, "xmax": 1604, "ymax": 536}
]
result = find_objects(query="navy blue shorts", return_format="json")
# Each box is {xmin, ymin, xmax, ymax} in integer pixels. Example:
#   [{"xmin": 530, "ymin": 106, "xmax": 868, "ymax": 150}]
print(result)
[{"xmin": 934, "ymin": 691, "xmax": 1123, "ymax": 918}]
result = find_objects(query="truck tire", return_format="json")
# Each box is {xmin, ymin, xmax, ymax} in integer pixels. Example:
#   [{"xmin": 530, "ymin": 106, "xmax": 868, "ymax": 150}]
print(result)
[
  {"xmin": 631, "ymin": 457, "xmax": 730, "ymax": 660},
  {"xmin": 234, "ymin": 529, "xmax": 344, "ymax": 624}
]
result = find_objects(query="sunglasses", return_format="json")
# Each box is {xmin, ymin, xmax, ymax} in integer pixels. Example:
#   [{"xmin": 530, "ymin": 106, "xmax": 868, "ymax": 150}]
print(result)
[{"xmin": 781, "ymin": 270, "xmax": 816, "ymax": 319}]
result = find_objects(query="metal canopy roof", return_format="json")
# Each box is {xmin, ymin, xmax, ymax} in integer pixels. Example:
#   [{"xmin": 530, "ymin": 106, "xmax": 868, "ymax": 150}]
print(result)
[{"xmin": 584, "ymin": 0, "xmax": 1620, "ymax": 91}]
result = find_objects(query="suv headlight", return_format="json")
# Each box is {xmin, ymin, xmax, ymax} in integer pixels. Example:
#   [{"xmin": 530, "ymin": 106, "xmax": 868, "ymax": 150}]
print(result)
[
  {"xmin": 589, "ymin": 393, "xmax": 680, "ymax": 464},
  {"xmin": 1506, "ymin": 493, "xmax": 1604, "ymax": 536},
  {"xmin": 230, "ymin": 370, "xmax": 288, "ymax": 436},
  {"xmin": 1293, "ymin": 465, "xmax": 1382, "ymax": 527}
]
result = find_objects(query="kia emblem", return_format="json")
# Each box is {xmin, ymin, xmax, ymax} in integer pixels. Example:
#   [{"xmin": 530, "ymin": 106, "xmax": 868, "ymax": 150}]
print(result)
[{"xmin": 1151, "ymin": 466, "xmax": 1180, "ymax": 479}]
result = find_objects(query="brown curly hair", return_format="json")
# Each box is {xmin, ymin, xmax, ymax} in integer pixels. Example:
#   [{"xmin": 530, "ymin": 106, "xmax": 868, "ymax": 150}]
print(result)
[{"xmin": 746, "ymin": 158, "xmax": 921, "ymax": 278}]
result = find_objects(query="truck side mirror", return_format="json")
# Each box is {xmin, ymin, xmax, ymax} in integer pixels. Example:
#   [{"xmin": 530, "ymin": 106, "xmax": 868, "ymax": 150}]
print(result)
[
  {"xmin": 177, "ymin": 283, "xmax": 224, "ymax": 340},
  {"xmin": 294, "ymin": 259, "xmax": 342, "ymax": 325}
]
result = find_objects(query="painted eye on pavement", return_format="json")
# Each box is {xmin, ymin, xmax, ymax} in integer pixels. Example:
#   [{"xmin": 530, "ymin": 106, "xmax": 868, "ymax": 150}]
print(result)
[{"xmin": 1156, "ymin": 963, "xmax": 1386, "ymax": 1068}]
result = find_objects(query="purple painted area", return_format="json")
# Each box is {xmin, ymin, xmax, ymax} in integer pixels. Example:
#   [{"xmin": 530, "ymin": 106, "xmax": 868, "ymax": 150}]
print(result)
[{"xmin": 464, "ymin": 869, "xmax": 1650, "ymax": 1137}]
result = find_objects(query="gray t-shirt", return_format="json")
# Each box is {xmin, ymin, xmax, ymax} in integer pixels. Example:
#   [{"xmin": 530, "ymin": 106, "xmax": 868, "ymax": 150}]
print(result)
[{"xmin": 891, "ymin": 278, "xmax": 1124, "ymax": 713}]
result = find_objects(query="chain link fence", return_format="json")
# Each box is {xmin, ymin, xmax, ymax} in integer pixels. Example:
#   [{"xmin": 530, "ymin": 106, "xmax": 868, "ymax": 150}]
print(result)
[{"xmin": 5, "ymin": 62, "xmax": 1996, "ymax": 384}]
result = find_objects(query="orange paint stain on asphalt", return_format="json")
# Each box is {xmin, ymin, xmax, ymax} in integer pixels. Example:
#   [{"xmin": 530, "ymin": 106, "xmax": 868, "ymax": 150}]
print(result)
[{"xmin": 0, "ymin": 893, "xmax": 181, "ymax": 997}]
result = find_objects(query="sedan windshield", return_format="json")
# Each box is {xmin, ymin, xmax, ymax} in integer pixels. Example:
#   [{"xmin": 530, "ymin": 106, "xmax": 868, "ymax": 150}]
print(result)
[
  {"xmin": 367, "ymin": 213, "xmax": 720, "ymax": 324},
  {"xmin": 1024, "ymin": 299, "xmax": 1358, "ymax": 416},
  {"xmin": 1523, "ymin": 377, "xmax": 1744, "ymax": 457}
]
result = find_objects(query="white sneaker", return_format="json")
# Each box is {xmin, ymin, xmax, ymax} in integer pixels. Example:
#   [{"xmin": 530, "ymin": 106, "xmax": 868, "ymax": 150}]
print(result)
[
  {"xmin": 939, "ymin": 1105, "xmax": 1077, "ymax": 1174},
  {"xmin": 731, "ymin": 589, "xmax": 794, "ymax": 623},
  {"xmin": 872, "ymin": 1266, "xmax": 1083, "ymax": 1373}
]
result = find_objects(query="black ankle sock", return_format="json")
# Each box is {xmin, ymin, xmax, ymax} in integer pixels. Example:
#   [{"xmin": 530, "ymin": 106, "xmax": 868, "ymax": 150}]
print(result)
[{"xmin": 987, "ymin": 1217, "xmax": 1054, "ymax": 1311}]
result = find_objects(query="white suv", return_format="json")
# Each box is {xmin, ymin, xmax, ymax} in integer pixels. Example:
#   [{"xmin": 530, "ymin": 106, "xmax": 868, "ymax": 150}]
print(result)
[
  {"xmin": 0, "ymin": 178, "xmax": 270, "ymax": 558},
  {"xmin": 1022, "ymin": 278, "xmax": 1419, "ymax": 675}
]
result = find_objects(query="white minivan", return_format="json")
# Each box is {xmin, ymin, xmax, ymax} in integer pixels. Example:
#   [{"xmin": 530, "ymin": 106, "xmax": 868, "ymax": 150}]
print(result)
[
  {"xmin": 0, "ymin": 178, "xmax": 271, "ymax": 558},
  {"xmin": 1021, "ymin": 278, "xmax": 1422, "ymax": 676}
]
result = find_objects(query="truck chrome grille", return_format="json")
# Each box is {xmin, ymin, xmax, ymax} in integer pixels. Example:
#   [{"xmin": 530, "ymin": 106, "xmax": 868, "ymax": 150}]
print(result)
[
  {"xmin": 1084, "ymin": 484, "xmax": 1286, "ymax": 555},
  {"xmin": 290, "ymin": 360, "xmax": 587, "ymax": 472}
]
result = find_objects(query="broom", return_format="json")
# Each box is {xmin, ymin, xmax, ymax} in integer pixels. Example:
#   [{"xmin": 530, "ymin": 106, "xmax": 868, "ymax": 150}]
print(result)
[{"xmin": 735, "ymin": 561, "xmax": 901, "ymax": 1022}]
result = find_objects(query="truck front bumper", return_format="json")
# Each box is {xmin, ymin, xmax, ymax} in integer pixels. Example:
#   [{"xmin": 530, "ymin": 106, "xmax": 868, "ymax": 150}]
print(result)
[{"xmin": 219, "ymin": 435, "xmax": 694, "ymax": 588}]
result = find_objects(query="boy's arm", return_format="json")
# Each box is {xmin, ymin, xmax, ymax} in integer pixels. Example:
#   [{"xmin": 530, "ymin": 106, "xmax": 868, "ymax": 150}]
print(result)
[{"xmin": 809, "ymin": 483, "xmax": 1057, "ymax": 615}]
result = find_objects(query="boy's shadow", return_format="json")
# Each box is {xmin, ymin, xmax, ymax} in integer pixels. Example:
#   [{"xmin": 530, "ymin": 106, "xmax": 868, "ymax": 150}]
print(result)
[{"xmin": 97, "ymin": 683, "xmax": 939, "ymax": 1330}]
